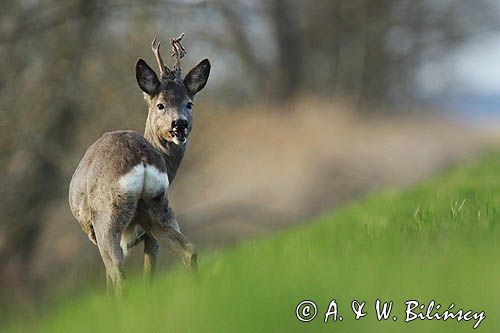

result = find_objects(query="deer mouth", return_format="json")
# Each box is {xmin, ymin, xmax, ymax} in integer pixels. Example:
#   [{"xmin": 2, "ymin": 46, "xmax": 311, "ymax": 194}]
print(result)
[{"xmin": 170, "ymin": 128, "xmax": 187, "ymax": 145}]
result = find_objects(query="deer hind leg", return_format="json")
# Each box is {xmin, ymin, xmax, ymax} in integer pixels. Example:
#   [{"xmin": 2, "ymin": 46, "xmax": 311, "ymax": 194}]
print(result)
[
  {"xmin": 93, "ymin": 209, "xmax": 133, "ymax": 296},
  {"xmin": 143, "ymin": 234, "xmax": 159, "ymax": 282},
  {"xmin": 162, "ymin": 226, "xmax": 198, "ymax": 272},
  {"xmin": 147, "ymin": 203, "xmax": 197, "ymax": 272},
  {"xmin": 95, "ymin": 225, "xmax": 125, "ymax": 295}
]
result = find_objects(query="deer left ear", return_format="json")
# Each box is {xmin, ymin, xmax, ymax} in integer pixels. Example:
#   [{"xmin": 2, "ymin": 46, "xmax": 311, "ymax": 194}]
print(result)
[
  {"xmin": 135, "ymin": 58, "xmax": 160, "ymax": 95},
  {"xmin": 184, "ymin": 59, "xmax": 211, "ymax": 96}
]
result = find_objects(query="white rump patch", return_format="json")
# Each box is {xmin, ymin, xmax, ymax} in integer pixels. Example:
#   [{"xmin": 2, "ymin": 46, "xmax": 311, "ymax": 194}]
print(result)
[
  {"xmin": 119, "ymin": 164, "xmax": 145, "ymax": 195},
  {"xmin": 118, "ymin": 163, "xmax": 169, "ymax": 199},
  {"xmin": 143, "ymin": 164, "xmax": 170, "ymax": 198}
]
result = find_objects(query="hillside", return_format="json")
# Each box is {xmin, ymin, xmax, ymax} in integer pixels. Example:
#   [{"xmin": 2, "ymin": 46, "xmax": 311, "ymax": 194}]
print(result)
[{"xmin": 7, "ymin": 151, "xmax": 500, "ymax": 332}]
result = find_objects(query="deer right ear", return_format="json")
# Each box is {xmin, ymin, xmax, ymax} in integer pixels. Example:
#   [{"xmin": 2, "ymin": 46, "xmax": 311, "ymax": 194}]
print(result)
[
  {"xmin": 184, "ymin": 59, "xmax": 211, "ymax": 96},
  {"xmin": 135, "ymin": 59, "xmax": 160, "ymax": 95}
]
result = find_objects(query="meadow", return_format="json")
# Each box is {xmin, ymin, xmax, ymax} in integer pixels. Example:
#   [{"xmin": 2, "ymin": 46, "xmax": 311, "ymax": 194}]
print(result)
[{"xmin": 6, "ymin": 151, "xmax": 500, "ymax": 332}]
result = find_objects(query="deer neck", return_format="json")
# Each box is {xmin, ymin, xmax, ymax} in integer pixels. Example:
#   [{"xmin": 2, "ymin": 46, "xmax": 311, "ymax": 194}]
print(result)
[{"xmin": 144, "ymin": 117, "xmax": 186, "ymax": 182}]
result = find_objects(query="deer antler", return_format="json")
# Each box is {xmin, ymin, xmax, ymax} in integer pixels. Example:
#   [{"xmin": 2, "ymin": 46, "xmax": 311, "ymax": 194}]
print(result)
[
  {"xmin": 170, "ymin": 33, "xmax": 187, "ymax": 79},
  {"xmin": 151, "ymin": 36, "xmax": 171, "ymax": 77}
]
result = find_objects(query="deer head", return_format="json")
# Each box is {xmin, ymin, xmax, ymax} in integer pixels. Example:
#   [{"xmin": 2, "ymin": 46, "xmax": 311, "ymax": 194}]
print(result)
[{"xmin": 136, "ymin": 34, "xmax": 210, "ymax": 145}]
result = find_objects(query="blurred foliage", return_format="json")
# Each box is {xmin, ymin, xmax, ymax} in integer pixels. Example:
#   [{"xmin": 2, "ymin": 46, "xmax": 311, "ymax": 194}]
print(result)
[{"xmin": 0, "ymin": 0, "xmax": 499, "ymax": 306}]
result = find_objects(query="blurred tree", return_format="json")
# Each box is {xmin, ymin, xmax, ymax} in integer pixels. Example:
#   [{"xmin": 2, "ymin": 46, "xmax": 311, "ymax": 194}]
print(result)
[
  {"xmin": 0, "ymin": 0, "xmax": 108, "ymax": 303},
  {"xmin": 121, "ymin": 0, "xmax": 500, "ymax": 107},
  {"xmin": 268, "ymin": 0, "xmax": 301, "ymax": 99}
]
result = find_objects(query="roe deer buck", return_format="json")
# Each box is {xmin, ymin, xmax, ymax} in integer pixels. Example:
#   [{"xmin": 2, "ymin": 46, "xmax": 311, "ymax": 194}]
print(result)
[{"xmin": 69, "ymin": 34, "xmax": 210, "ymax": 295}]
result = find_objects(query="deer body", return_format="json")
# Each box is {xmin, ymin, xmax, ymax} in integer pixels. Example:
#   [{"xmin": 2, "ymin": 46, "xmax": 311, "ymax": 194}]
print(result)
[{"xmin": 69, "ymin": 35, "xmax": 210, "ymax": 294}]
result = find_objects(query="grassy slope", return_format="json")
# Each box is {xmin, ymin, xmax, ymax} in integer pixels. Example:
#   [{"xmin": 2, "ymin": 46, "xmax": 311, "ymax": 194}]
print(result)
[{"xmin": 9, "ymin": 152, "xmax": 500, "ymax": 332}]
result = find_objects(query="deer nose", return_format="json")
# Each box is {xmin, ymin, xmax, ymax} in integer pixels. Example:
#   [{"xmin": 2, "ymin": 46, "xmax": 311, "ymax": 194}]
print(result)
[{"xmin": 172, "ymin": 119, "xmax": 188, "ymax": 130}]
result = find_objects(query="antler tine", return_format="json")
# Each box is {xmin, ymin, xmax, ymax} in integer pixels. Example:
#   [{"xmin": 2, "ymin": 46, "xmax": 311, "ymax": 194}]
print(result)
[
  {"xmin": 170, "ymin": 33, "xmax": 187, "ymax": 78},
  {"xmin": 151, "ymin": 36, "xmax": 170, "ymax": 77}
]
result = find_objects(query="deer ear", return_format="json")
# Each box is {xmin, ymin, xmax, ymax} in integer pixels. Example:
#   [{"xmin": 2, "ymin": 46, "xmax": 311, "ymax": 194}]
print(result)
[
  {"xmin": 135, "ymin": 58, "xmax": 160, "ymax": 95},
  {"xmin": 184, "ymin": 59, "xmax": 211, "ymax": 96}
]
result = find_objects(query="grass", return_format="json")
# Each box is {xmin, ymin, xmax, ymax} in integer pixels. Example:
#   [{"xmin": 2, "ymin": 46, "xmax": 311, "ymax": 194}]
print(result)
[{"xmin": 7, "ymin": 152, "xmax": 500, "ymax": 332}]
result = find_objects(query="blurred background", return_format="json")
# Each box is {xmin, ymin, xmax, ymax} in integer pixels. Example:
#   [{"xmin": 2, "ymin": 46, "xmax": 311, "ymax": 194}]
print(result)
[{"xmin": 1, "ymin": 0, "xmax": 500, "ymax": 309}]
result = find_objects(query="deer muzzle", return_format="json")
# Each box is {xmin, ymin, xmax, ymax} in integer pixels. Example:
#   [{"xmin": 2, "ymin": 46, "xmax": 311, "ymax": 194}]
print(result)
[{"xmin": 170, "ymin": 119, "xmax": 188, "ymax": 144}]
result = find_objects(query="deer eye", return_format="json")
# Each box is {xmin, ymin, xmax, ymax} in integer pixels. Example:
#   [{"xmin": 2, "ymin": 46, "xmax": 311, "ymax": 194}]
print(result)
[
  {"xmin": 157, "ymin": 103, "xmax": 165, "ymax": 110},
  {"xmin": 187, "ymin": 102, "xmax": 193, "ymax": 109}
]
